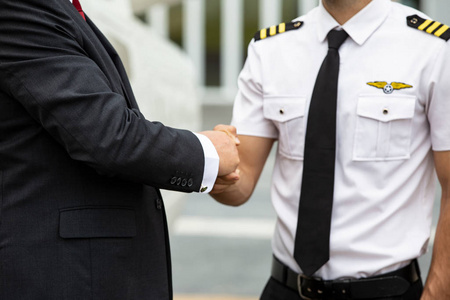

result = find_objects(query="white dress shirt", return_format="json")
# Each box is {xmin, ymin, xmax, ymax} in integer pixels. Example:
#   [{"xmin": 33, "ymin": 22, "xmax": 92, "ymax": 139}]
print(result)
[
  {"xmin": 232, "ymin": 0, "xmax": 450, "ymax": 279},
  {"xmin": 194, "ymin": 133, "xmax": 219, "ymax": 193}
]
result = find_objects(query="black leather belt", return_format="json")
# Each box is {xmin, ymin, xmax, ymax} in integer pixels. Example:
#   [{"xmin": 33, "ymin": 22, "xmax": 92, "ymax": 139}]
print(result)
[{"xmin": 271, "ymin": 256, "xmax": 420, "ymax": 300}]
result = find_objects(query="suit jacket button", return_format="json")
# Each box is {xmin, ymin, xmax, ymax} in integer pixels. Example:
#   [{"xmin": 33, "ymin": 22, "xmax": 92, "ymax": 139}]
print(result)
[
  {"xmin": 181, "ymin": 179, "xmax": 187, "ymax": 187},
  {"xmin": 171, "ymin": 177, "xmax": 177, "ymax": 184},
  {"xmin": 188, "ymin": 179, "xmax": 193, "ymax": 187},
  {"xmin": 156, "ymin": 198, "xmax": 162, "ymax": 210},
  {"xmin": 176, "ymin": 178, "xmax": 182, "ymax": 185}
]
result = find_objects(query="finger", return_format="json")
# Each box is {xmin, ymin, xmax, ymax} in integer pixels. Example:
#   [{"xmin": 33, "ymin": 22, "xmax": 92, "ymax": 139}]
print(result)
[
  {"xmin": 215, "ymin": 171, "xmax": 240, "ymax": 185},
  {"xmin": 220, "ymin": 125, "xmax": 237, "ymax": 136},
  {"xmin": 214, "ymin": 124, "xmax": 233, "ymax": 132},
  {"xmin": 215, "ymin": 178, "xmax": 237, "ymax": 185},
  {"xmin": 215, "ymin": 177, "xmax": 239, "ymax": 186},
  {"xmin": 214, "ymin": 125, "xmax": 238, "ymax": 137},
  {"xmin": 220, "ymin": 170, "xmax": 240, "ymax": 180},
  {"xmin": 210, "ymin": 184, "xmax": 232, "ymax": 194},
  {"xmin": 215, "ymin": 127, "xmax": 240, "ymax": 145}
]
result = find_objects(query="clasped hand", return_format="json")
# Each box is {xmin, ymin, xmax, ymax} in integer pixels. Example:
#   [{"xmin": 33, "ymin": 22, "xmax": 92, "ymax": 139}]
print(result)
[{"xmin": 200, "ymin": 124, "xmax": 241, "ymax": 194}]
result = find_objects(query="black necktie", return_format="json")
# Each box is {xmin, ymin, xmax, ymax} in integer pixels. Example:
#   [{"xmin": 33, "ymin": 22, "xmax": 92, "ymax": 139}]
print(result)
[{"xmin": 294, "ymin": 29, "xmax": 348, "ymax": 276}]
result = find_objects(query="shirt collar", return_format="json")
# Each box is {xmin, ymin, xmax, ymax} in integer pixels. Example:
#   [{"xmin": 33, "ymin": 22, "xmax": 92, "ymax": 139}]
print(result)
[{"xmin": 317, "ymin": 0, "xmax": 391, "ymax": 45}]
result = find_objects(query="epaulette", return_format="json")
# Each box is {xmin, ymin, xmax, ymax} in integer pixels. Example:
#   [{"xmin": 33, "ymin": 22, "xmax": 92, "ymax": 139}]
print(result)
[
  {"xmin": 254, "ymin": 21, "xmax": 304, "ymax": 42},
  {"xmin": 407, "ymin": 14, "xmax": 450, "ymax": 41}
]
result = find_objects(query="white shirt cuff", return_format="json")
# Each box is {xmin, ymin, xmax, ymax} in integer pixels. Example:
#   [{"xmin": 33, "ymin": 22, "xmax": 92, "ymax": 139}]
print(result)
[{"xmin": 194, "ymin": 133, "xmax": 219, "ymax": 193}]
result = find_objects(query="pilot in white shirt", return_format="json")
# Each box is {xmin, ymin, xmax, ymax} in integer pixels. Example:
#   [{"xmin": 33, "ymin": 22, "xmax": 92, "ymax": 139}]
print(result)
[{"xmin": 211, "ymin": 0, "xmax": 450, "ymax": 299}]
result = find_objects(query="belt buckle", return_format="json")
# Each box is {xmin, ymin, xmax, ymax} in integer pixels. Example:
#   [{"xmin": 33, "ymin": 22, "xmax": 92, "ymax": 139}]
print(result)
[{"xmin": 297, "ymin": 274, "xmax": 322, "ymax": 300}]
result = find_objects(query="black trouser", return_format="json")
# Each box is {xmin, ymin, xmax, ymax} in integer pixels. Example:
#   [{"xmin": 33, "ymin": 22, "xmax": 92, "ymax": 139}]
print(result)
[{"xmin": 260, "ymin": 276, "xmax": 423, "ymax": 300}]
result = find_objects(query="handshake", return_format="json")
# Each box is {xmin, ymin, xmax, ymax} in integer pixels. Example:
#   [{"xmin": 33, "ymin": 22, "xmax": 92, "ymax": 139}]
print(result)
[{"xmin": 200, "ymin": 124, "xmax": 241, "ymax": 194}]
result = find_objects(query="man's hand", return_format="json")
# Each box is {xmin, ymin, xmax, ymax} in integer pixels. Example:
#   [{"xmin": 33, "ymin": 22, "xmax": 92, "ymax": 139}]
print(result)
[
  {"xmin": 211, "ymin": 170, "xmax": 240, "ymax": 194},
  {"xmin": 200, "ymin": 125, "xmax": 240, "ymax": 177},
  {"xmin": 205, "ymin": 124, "xmax": 241, "ymax": 194}
]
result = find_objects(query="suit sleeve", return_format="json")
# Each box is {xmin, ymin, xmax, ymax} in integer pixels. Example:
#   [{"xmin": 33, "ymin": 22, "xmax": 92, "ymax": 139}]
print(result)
[{"xmin": 0, "ymin": 0, "xmax": 205, "ymax": 192}]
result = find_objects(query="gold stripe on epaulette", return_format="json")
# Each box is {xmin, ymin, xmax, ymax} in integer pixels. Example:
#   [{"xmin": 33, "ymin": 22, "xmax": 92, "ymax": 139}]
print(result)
[
  {"xmin": 418, "ymin": 19, "xmax": 432, "ymax": 31},
  {"xmin": 435, "ymin": 25, "xmax": 449, "ymax": 37},
  {"xmin": 426, "ymin": 21, "xmax": 441, "ymax": 33},
  {"xmin": 407, "ymin": 14, "xmax": 450, "ymax": 41},
  {"xmin": 260, "ymin": 28, "xmax": 267, "ymax": 40},
  {"xmin": 269, "ymin": 25, "xmax": 276, "ymax": 36}
]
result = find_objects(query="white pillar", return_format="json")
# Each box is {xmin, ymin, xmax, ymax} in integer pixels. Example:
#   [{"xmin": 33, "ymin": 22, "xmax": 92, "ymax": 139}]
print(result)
[
  {"xmin": 221, "ymin": 0, "xmax": 244, "ymax": 95},
  {"xmin": 298, "ymin": 0, "xmax": 319, "ymax": 16},
  {"xmin": 147, "ymin": 4, "xmax": 170, "ymax": 38},
  {"xmin": 259, "ymin": 0, "xmax": 282, "ymax": 28},
  {"xmin": 183, "ymin": 0, "xmax": 206, "ymax": 85},
  {"xmin": 421, "ymin": 0, "xmax": 450, "ymax": 24}
]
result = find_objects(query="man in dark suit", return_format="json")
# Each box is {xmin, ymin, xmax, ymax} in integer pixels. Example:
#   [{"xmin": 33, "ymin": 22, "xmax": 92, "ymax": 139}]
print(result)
[{"xmin": 0, "ymin": 0, "xmax": 239, "ymax": 299}]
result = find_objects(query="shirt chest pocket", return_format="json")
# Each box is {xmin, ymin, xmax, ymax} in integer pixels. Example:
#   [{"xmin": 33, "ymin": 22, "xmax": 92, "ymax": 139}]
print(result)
[
  {"xmin": 353, "ymin": 95, "xmax": 416, "ymax": 161},
  {"xmin": 263, "ymin": 96, "xmax": 306, "ymax": 160}
]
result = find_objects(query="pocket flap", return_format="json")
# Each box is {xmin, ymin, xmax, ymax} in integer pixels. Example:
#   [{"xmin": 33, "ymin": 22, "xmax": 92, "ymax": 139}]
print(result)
[
  {"xmin": 59, "ymin": 207, "xmax": 137, "ymax": 238},
  {"xmin": 357, "ymin": 96, "xmax": 416, "ymax": 122},
  {"xmin": 263, "ymin": 96, "xmax": 306, "ymax": 122}
]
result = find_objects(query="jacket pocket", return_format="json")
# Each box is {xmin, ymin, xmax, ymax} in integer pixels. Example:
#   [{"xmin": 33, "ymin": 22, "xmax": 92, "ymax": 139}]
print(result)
[
  {"xmin": 353, "ymin": 95, "xmax": 416, "ymax": 161},
  {"xmin": 263, "ymin": 96, "xmax": 306, "ymax": 160},
  {"xmin": 59, "ymin": 206, "xmax": 136, "ymax": 238}
]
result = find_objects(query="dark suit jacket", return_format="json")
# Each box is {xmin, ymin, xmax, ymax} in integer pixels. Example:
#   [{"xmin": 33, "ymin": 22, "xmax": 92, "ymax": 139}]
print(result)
[{"xmin": 0, "ymin": 1, "xmax": 205, "ymax": 299}]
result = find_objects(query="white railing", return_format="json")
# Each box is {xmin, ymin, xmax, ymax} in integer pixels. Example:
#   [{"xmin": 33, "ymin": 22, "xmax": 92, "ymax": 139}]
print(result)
[
  {"xmin": 421, "ymin": 0, "xmax": 450, "ymax": 23},
  {"xmin": 147, "ymin": 0, "xmax": 319, "ymax": 105},
  {"xmin": 143, "ymin": 0, "xmax": 450, "ymax": 105}
]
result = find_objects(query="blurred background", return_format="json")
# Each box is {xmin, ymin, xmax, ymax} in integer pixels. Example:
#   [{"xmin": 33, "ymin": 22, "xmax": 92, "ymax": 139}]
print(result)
[{"xmin": 81, "ymin": 0, "xmax": 450, "ymax": 299}]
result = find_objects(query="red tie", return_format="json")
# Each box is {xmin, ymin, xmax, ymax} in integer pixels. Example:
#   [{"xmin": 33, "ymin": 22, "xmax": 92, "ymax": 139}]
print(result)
[{"xmin": 72, "ymin": 0, "xmax": 86, "ymax": 21}]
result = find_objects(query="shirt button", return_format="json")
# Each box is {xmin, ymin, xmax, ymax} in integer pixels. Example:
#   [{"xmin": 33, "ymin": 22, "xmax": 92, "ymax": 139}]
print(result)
[
  {"xmin": 279, "ymin": 109, "xmax": 285, "ymax": 114},
  {"xmin": 383, "ymin": 108, "xmax": 389, "ymax": 115}
]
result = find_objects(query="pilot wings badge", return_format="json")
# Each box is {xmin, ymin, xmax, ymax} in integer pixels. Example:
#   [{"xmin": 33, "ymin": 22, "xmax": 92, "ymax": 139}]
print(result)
[{"xmin": 367, "ymin": 81, "xmax": 413, "ymax": 94}]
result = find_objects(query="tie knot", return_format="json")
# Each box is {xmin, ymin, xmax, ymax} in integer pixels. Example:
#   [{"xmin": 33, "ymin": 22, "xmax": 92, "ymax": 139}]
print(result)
[{"xmin": 327, "ymin": 30, "xmax": 348, "ymax": 50}]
